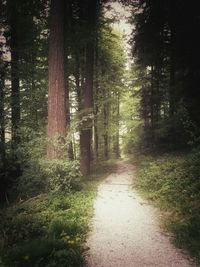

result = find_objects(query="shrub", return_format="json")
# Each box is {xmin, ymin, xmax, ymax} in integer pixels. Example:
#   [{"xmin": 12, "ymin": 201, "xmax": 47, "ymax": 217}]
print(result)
[{"xmin": 40, "ymin": 159, "xmax": 82, "ymax": 192}]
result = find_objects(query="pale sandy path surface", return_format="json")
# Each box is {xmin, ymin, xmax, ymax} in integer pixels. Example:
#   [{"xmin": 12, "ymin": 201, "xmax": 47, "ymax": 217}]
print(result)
[{"xmin": 86, "ymin": 161, "xmax": 197, "ymax": 267}]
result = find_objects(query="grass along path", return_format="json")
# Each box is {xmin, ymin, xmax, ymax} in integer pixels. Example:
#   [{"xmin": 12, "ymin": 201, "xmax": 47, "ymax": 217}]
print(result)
[{"xmin": 86, "ymin": 161, "xmax": 196, "ymax": 267}]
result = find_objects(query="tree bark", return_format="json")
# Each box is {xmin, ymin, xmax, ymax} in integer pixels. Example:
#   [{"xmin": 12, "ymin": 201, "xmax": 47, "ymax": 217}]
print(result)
[
  {"xmin": 47, "ymin": 0, "xmax": 67, "ymax": 160},
  {"xmin": 80, "ymin": 0, "xmax": 99, "ymax": 175},
  {"xmin": 65, "ymin": 1, "xmax": 74, "ymax": 160}
]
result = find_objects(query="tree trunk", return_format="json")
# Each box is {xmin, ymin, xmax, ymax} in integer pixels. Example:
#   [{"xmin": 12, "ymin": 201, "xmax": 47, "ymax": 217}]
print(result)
[
  {"xmin": 10, "ymin": 20, "xmax": 21, "ymax": 176},
  {"xmin": 94, "ymin": 37, "xmax": 99, "ymax": 159},
  {"xmin": 0, "ymin": 75, "xmax": 5, "ymax": 167},
  {"xmin": 0, "ymin": 73, "xmax": 6, "ymax": 202},
  {"xmin": 169, "ymin": 26, "xmax": 175, "ymax": 117},
  {"xmin": 114, "ymin": 91, "xmax": 120, "ymax": 158},
  {"xmin": 80, "ymin": 0, "xmax": 98, "ymax": 175},
  {"xmin": 150, "ymin": 65, "xmax": 154, "ymax": 129},
  {"xmin": 103, "ymin": 101, "xmax": 109, "ymax": 160},
  {"xmin": 47, "ymin": 0, "xmax": 67, "ymax": 160},
  {"xmin": 65, "ymin": 1, "xmax": 74, "ymax": 160},
  {"xmin": 10, "ymin": 25, "xmax": 20, "ymax": 149},
  {"xmin": 80, "ymin": 42, "xmax": 94, "ymax": 175}
]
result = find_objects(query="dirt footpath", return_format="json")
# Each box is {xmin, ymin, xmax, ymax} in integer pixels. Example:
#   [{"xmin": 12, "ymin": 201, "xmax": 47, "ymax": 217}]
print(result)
[{"xmin": 86, "ymin": 162, "xmax": 197, "ymax": 267}]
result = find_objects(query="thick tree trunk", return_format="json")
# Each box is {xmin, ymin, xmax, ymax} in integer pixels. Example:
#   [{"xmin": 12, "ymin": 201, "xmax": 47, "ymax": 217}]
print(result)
[{"xmin": 47, "ymin": 0, "xmax": 67, "ymax": 160}]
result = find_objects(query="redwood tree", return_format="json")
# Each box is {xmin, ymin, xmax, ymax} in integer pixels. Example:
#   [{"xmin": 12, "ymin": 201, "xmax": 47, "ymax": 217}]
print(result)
[{"xmin": 47, "ymin": 0, "xmax": 67, "ymax": 159}]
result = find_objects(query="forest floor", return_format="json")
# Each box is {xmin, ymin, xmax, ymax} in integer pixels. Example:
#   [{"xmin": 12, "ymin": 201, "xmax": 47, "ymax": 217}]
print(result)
[{"xmin": 86, "ymin": 161, "xmax": 196, "ymax": 267}]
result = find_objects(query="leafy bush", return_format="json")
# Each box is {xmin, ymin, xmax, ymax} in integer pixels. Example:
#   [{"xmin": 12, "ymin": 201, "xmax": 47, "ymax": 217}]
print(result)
[
  {"xmin": 11, "ymin": 128, "xmax": 82, "ymax": 198},
  {"xmin": 40, "ymin": 159, "xmax": 82, "ymax": 192},
  {"xmin": 11, "ymin": 128, "xmax": 47, "ymax": 200}
]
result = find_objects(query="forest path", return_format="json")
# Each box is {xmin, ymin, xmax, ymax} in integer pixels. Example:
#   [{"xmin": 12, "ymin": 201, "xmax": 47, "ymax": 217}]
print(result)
[{"xmin": 86, "ymin": 161, "xmax": 196, "ymax": 267}]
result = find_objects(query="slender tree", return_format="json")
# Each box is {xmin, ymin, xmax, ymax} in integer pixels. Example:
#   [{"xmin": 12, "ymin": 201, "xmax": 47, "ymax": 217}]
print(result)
[{"xmin": 80, "ymin": 0, "xmax": 99, "ymax": 175}]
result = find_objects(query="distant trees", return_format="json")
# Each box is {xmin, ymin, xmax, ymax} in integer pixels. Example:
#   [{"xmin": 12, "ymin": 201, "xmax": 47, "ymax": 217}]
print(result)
[{"xmin": 95, "ymin": 27, "xmax": 125, "ymax": 159}]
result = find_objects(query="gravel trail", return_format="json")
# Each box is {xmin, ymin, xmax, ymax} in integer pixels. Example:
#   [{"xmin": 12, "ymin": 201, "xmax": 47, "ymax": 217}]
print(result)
[{"xmin": 86, "ymin": 161, "xmax": 196, "ymax": 267}]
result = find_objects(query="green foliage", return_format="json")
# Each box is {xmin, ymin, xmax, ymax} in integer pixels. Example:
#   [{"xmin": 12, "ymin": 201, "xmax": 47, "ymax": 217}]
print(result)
[
  {"xmin": 135, "ymin": 151, "xmax": 200, "ymax": 263},
  {"xmin": 10, "ymin": 128, "xmax": 82, "ymax": 199},
  {"xmin": 0, "ymin": 159, "xmax": 115, "ymax": 267},
  {"xmin": 40, "ymin": 159, "xmax": 82, "ymax": 192},
  {"xmin": 120, "ymin": 85, "xmax": 142, "ymax": 155},
  {"xmin": 0, "ymin": 182, "xmax": 97, "ymax": 267},
  {"xmin": 9, "ymin": 128, "xmax": 46, "ymax": 199}
]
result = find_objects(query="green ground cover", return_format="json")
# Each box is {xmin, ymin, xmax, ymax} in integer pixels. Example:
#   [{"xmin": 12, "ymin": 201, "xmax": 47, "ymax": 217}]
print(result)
[
  {"xmin": 135, "ymin": 151, "xmax": 200, "ymax": 264},
  {"xmin": 0, "ymin": 161, "xmax": 116, "ymax": 267}
]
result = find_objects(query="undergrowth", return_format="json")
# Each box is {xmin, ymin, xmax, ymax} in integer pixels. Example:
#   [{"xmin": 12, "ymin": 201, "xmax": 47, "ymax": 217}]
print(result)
[
  {"xmin": 0, "ymin": 160, "xmax": 116, "ymax": 267},
  {"xmin": 134, "ymin": 150, "xmax": 200, "ymax": 264}
]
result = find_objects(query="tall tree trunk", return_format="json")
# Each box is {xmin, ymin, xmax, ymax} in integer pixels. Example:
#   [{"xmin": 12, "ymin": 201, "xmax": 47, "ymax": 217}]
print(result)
[
  {"xmin": 80, "ymin": 0, "xmax": 98, "ymax": 175},
  {"xmin": 65, "ymin": 1, "xmax": 74, "ymax": 160},
  {"xmin": 47, "ymin": 0, "xmax": 67, "ymax": 160}
]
